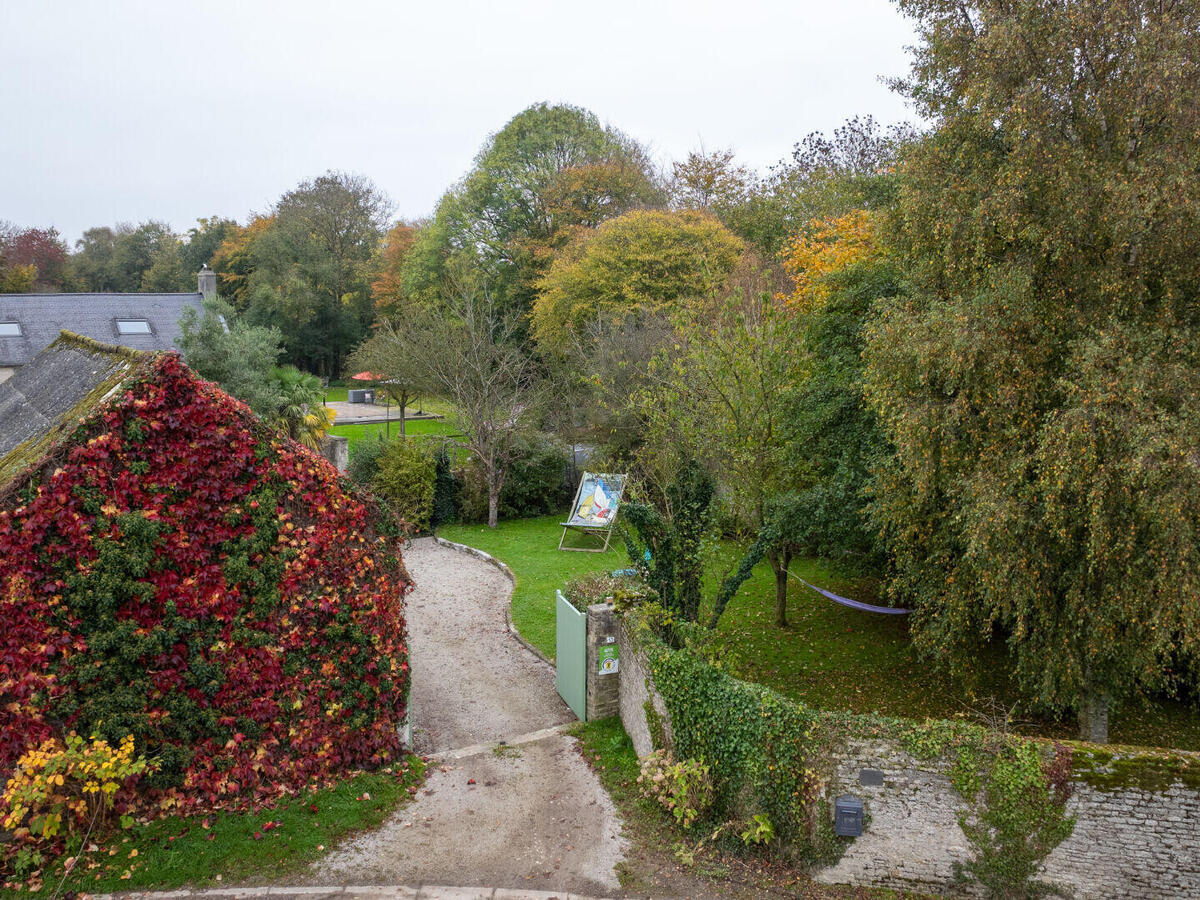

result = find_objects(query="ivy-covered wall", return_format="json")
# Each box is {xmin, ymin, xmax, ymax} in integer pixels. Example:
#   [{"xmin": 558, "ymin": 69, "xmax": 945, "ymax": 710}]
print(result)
[
  {"xmin": 616, "ymin": 621, "xmax": 1200, "ymax": 898},
  {"xmin": 0, "ymin": 353, "xmax": 412, "ymax": 813}
]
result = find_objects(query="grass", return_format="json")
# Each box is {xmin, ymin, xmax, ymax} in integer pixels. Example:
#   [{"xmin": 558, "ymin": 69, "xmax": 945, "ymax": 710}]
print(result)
[
  {"xmin": 329, "ymin": 418, "xmax": 461, "ymax": 454},
  {"xmin": 442, "ymin": 516, "xmax": 1200, "ymax": 750},
  {"xmin": 439, "ymin": 514, "xmax": 622, "ymax": 659},
  {"xmin": 4, "ymin": 758, "xmax": 425, "ymax": 896}
]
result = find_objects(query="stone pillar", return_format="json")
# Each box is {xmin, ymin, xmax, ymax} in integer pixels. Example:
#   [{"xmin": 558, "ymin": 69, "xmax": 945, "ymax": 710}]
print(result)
[
  {"xmin": 586, "ymin": 603, "xmax": 620, "ymax": 721},
  {"xmin": 321, "ymin": 434, "xmax": 349, "ymax": 472}
]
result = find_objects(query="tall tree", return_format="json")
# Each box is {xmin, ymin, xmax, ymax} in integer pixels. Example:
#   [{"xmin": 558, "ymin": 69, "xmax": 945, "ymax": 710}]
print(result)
[
  {"xmin": 72, "ymin": 221, "xmax": 181, "ymax": 292},
  {"xmin": 181, "ymin": 216, "xmax": 240, "ymax": 276},
  {"xmin": 404, "ymin": 103, "xmax": 662, "ymax": 318},
  {"xmin": 367, "ymin": 275, "xmax": 547, "ymax": 527},
  {"xmin": 243, "ymin": 172, "xmax": 391, "ymax": 374},
  {"xmin": 632, "ymin": 261, "xmax": 802, "ymax": 625},
  {"xmin": 865, "ymin": 0, "xmax": 1200, "ymax": 742}
]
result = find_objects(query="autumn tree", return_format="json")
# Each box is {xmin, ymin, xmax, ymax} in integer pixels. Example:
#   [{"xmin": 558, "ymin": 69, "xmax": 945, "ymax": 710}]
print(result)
[
  {"xmin": 726, "ymin": 116, "xmax": 912, "ymax": 258},
  {"xmin": 210, "ymin": 215, "xmax": 274, "ymax": 307},
  {"xmin": 781, "ymin": 213, "xmax": 895, "ymax": 565},
  {"xmin": 866, "ymin": 0, "xmax": 1200, "ymax": 742},
  {"xmin": 370, "ymin": 222, "xmax": 419, "ymax": 318},
  {"xmin": 670, "ymin": 147, "xmax": 756, "ymax": 211},
  {"xmin": 0, "ymin": 224, "xmax": 70, "ymax": 291},
  {"xmin": 532, "ymin": 209, "xmax": 744, "ymax": 356}
]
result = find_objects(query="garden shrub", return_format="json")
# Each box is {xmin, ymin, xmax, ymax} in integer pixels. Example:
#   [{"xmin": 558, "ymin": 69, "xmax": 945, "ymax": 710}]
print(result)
[
  {"xmin": 374, "ymin": 437, "xmax": 435, "ymax": 533},
  {"xmin": 637, "ymin": 750, "xmax": 714, "ymax": 829},
  {"xmin": 561, "ymin": 571, "xmax": 653, "ymax": 612},
  {"xmin": 455, "ymin": 433, "xmax": 570, "ymax": 523},
  {"xmin": 0, "ymin": 353, "xmax": 412, "ymax": 815},
  {"xmin": 430, "ymin": 445, "xmax": 458, "ymax": 529},
  {"xmin": 2, "ymin": 734, "xmax": 154, "ymax": 839},
  {"xmin": 347, "ymin": 433, "xmax": 388, "ymax": 486}
]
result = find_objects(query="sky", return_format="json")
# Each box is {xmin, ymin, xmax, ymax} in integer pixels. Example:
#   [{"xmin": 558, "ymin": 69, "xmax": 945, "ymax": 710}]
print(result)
[{"xmin": 0, "ymin": 0, "xmax": 919, "ymax": 244}]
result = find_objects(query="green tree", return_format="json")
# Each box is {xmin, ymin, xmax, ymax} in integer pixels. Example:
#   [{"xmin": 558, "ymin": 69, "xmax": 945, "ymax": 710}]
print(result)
[
  {"xmin": 177, "ymin": 298, "xmax": 284, "ymax": 416},
  {"xmin": 72, "ymin": 222, "xmax": 182, "ymax": 292},
  {"xmin": 632, "ymin": 263, "xmax": 802, "ymax": 626},
  {"xmin": 244, "ymin": 172, "xmax": 391, "ymax": 374},
  {"xmin": 532, "ymin": 209, "xmax": 745, "ymax": 356},
  {"xmin": 865, "ymin": 0, "xmax": 1200, "ymax": 742},
  {"xmin": 404, "ymin": 103, "xmax": 661, "ymax": 318},
  {"xmin": 181, "ymin": 216, "xmax": 240, "ymax": 275}
]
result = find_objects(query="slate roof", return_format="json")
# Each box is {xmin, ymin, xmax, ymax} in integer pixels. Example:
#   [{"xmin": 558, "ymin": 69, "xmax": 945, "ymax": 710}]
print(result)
[
  {"xmin": 0, "ymin": 292, "xmax": 201, "ymax": 367},
  {"xmin": 0, "ymin": 332, "xmax": 147, "ymax": 487}
]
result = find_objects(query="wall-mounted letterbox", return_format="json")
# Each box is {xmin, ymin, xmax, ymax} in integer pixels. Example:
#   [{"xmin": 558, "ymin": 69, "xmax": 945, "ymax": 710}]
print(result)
[{"xmin": 835, "ymin": 794, "xmax": 864, "ymax": 837}]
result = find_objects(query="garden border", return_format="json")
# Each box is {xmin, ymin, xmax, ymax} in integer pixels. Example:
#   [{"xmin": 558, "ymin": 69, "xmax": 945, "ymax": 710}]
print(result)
[{"xmin": 432, "ymin": 535, "xmax": 554, "ymax": 667}]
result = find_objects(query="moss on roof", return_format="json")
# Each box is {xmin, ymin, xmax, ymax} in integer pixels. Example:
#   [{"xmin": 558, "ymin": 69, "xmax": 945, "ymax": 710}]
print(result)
[{"xmin": 0, "ymin": 330, "xmax": 152, "ymax": 490}]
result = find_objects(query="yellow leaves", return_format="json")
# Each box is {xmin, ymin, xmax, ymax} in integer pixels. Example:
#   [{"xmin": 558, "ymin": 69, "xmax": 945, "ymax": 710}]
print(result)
[{"xmin": 781, "ymin": 209, "xmax": 878, "ymax": 312}]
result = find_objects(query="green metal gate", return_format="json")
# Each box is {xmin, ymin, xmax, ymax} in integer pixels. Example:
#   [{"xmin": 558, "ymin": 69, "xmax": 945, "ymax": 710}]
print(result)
[{"xmin": 556, "ymin": 590, "xmax": 586, "ymax": 720}]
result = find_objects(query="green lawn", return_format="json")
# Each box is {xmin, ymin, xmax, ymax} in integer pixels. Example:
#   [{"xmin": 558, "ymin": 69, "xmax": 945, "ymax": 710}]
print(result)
[
  {"xmin": 7, "ymin": 759, "xmax": 425, "ymax": 896},
  {"xmin": 440, "ymin": 516, "xmax": 1200, "ymax": 751},
  {"xmin": 440, "ymin": 515, "xmax": 622, "ymax": 658},
  {"xmin": 329, "ymin": 418, "xmax": 461, "ymax": 453}
]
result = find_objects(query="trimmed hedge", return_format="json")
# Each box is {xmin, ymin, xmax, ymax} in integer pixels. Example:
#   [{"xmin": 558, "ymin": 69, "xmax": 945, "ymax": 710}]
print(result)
[{"xmin": 0, "ymin": 354, "xmax": 411, "ymax": 812}]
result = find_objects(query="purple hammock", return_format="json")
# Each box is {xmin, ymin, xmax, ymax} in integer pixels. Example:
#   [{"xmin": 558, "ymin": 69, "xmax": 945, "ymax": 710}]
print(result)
[{"xmin": 795, "ymin": 576, "xmax": 910, "ymax": 615}]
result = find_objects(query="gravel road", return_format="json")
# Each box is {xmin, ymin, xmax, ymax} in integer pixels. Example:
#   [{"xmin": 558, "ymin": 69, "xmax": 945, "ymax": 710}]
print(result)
[{"xmin": 312, "ymin": 538, "xmax": 626, "ymax": 894}]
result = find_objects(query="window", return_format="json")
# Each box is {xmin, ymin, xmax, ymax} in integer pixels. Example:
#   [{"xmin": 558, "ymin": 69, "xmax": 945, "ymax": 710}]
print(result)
[
  {"xmin": 0, "ymin": 322, "xmax": 21, "ymax": 337},
  {"xmin": 116, "ymin": 319, "xmax": 152, "ymax": 335}
]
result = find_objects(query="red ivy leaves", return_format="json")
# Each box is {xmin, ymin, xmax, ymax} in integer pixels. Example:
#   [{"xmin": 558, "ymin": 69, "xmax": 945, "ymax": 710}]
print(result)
[{"xmin": 0, "ymin": 354, "xmax": 411, "ymax": 813}]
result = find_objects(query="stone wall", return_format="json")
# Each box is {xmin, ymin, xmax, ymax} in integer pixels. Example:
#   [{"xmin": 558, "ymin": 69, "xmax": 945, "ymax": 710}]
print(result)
[
  {"xmin": 614, "ymin": 624, "xmax": 1200, "ymax": 899},
  {"xmin": 615, "ymin": 618, "xmax": 672, "ymax": 757}
]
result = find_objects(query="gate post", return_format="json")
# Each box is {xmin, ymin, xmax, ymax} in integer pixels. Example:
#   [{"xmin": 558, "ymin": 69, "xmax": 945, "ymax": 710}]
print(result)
[{"xmin": 586, "ymin": 603, "xmax": 620, "ymax": 720}]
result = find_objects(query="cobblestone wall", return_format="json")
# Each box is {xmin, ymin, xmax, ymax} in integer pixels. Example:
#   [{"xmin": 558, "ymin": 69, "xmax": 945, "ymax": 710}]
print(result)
[{"xmin": 817, "ymin": 739, "xmax": 1200, "ymax": 898}]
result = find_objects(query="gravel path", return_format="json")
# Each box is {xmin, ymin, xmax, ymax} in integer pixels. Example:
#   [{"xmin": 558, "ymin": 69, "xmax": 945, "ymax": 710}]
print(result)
[{"xmin": 313, "ymin": 538, "xmax": 626, "ymax": 895}]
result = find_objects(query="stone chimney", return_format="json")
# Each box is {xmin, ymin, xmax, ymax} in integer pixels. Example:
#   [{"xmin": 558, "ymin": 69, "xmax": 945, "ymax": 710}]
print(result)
[{"xmin": 197, "ymin": 264, "xmax": 218, "ymax": 301}]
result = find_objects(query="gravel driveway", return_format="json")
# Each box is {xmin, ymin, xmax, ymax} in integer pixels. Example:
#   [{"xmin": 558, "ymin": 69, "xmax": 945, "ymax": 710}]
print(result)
[{"xmin": 312, "ymin": 538, "xmax": 626, "ymax": 894}]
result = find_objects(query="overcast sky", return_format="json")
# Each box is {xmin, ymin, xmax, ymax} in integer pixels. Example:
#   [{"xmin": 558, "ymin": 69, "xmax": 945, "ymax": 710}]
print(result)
[{"xmin": 1, "ymin": 0, "xmax": 919, "ymax": 244}]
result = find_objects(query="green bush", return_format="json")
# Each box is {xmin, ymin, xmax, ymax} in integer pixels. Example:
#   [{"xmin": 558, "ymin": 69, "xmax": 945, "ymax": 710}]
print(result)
[
  {"xmin": 374, "ymin": 438, "xmax": 435, "ymax": 533},
  {"xmin": 455, "ymin": 433, "xmax": 570, "ymax": 523},
  {"xmin": 347, "ymin": 434, "xmax": 388, "ymax": 486},
  {"xmin": 431, "ymin": 446, "xmax": 459, "ymax": 529}
]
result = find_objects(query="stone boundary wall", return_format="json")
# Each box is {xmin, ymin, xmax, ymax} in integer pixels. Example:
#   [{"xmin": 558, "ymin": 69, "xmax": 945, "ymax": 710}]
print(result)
[{"xmin": 614, "ymin": 624, "xmax": 1200, "ymax": 899}]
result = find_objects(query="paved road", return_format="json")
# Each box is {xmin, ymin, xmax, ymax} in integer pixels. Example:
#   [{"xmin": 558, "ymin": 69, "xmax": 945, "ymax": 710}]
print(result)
[{"xmin": 309, "ymin": 539, "xmax": 626, "ymax": 895}]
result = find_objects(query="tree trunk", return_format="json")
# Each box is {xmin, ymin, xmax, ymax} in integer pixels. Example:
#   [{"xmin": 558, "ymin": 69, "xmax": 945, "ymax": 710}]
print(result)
[
  {"xmin": 399, "ymin": 389, "xmax": 408, "ymax": 437},
  {"xmin": 487, "ymin": 479, "xmax": 501, "ymax": 529},
  {"xmin": 1079, "ymin": 685, "xmax": 1111, "ymax": 744},
  {"xmin": 768, "ymin": 549, "xmax": 791, "ymax": 627}
]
